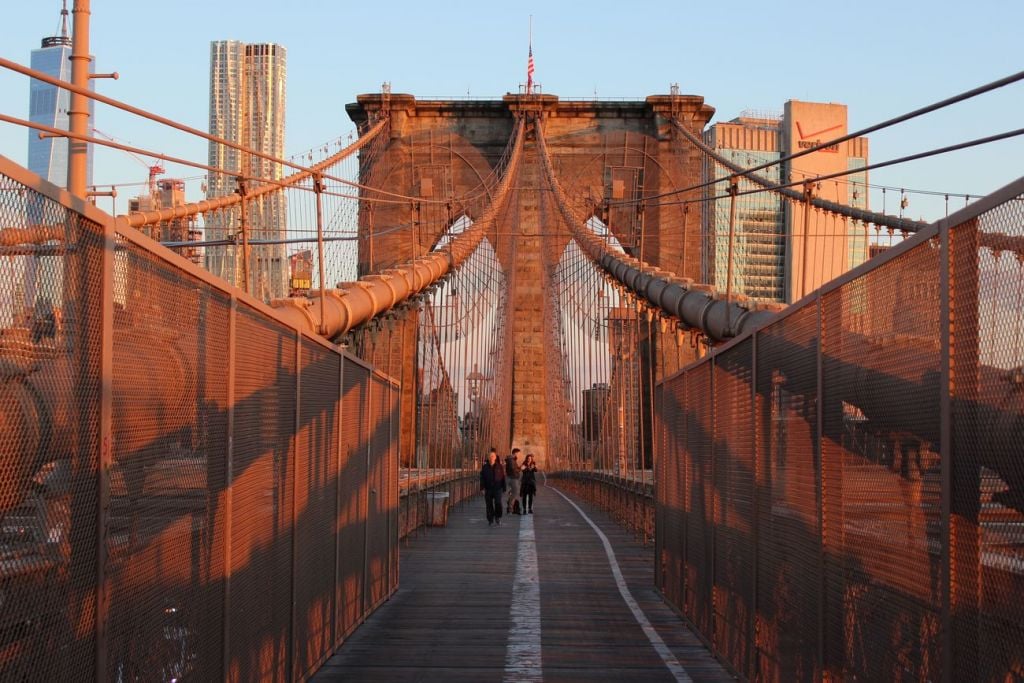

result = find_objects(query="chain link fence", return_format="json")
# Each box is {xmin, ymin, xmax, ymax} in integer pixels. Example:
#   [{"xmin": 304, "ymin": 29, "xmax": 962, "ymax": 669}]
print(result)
[
  {"xmin": 0, "ymin": 159, "xmax": 399, "ymax": 682},
  {"xmin": 655, "ymin": 177, "xmax": 1024, "ymax": 682}
]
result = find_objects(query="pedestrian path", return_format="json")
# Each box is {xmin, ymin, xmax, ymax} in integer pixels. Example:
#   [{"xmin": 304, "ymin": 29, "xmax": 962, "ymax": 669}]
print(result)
[{"xmin": 313, "ymin": 485, "xmax": 733, "ymax": 682}]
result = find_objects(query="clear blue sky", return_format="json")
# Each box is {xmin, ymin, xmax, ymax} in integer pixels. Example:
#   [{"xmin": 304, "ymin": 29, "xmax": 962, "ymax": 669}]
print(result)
[{"xmin": 0, "ymin": 0, "xmax": 1021, "ymax": 221}]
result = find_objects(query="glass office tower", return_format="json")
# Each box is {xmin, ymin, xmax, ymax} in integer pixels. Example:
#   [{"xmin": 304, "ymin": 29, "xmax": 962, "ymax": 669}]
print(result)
[
  {"xmin": 27, "ymin": 15, "xmax": 94, "ymax": 189},
  {"xmin": 703, "ymin": 101, "xmax": 869, "ymax": 304}
]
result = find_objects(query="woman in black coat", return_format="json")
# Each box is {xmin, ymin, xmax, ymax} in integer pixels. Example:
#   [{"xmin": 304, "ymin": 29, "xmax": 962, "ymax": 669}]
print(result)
[
  {"xmin": 480, "ymin": 448, "xmax": 506, "ymax": 525},
  {"xmin": 520, "ymin": 453, "xmax": 538, "ymax": 514}
]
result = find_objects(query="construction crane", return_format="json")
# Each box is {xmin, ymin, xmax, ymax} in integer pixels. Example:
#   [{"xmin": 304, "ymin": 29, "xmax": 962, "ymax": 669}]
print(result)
[{"xmin": 91, "ymin": 127, "xmax": 165, "ymax": 198}]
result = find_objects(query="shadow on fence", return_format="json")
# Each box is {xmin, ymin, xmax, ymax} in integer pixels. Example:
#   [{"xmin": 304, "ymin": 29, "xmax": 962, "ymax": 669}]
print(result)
[
  {"xmin": 654, "ymin": 177, "xmax": 1024, "ymax": 682},
  {"xmin": 0, "ymin": 159, "xmax": 404, "ymax": 682}
]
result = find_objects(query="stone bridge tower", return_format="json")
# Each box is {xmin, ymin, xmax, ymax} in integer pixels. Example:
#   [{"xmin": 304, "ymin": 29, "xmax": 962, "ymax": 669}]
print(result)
[{"xmin": 347, "ymin": 93, "xmax": 714, "ymax": 468}]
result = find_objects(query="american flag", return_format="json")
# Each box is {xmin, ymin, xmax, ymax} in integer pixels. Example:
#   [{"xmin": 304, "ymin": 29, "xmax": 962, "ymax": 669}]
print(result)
[{"xmin": 526, "ymin": 45, "xmax": 534, "ymax": 94}]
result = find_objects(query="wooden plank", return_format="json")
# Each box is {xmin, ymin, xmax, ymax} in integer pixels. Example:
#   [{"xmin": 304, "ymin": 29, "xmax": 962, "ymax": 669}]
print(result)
[{"xmin": 313, "ymin": 489, "xmax": 731, "ymax": 682}]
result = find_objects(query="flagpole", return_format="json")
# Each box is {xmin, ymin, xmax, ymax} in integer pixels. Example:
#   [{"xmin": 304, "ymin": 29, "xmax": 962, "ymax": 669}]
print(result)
[{"xmin": 527, "ymin": 15, "xmax": 533, "ymax": 95}]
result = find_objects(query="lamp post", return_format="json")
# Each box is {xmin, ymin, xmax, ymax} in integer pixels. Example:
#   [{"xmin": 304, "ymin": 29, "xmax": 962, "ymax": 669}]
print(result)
[
  {"xmin": 465, "ymin": 363, "xmax": 486, "ymax": 468},
  {"xmin": 566, "ymin": 403, "xmax": 577, "ymax": 469}
]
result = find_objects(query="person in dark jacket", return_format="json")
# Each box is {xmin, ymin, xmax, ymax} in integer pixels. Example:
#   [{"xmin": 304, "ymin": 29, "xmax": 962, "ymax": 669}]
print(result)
[
  {"xmin": 520, "ymin": 453, "xmax": 538, "ymax": 514},
  {"xmin": 480, "ymin": 448, "xmax": 506, "ymax": 526}
]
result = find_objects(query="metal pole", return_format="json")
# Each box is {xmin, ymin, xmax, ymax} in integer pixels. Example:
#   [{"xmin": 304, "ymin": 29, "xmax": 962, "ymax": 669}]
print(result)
[
  {"xmin": 362, "ymin": 376, "xmax": 373, "ymax": 616},
  {"xmin": 95, "ymin": 207, "xmax": 114, "ymax": 682},
  {"xmin": 314, "ymin": 173, "xmax": 328, "ymax": 334},
  {"xmin": 748, "ymin": 331, "xmax": 759, "ymax": 680},
  {"xmin": 237, "ymin": 178, "xmax": 250, "ymax": 295},
  {"xmin": 681, "ymin": 203, "xmax": 689, "ymax": 279},
  {"xmin": 221, "ymin": 295, "xmax": 237, "ymax": 679},
  {"xmin": 815, "ymin": 294, "xmax": 826, "ymax": 675},
  {"xmin": 367, "ymin": 205, "xmax": 375, "ymax": 275},
  {"xmin": 333, "ymin": 347, "xmax": 345, "ymax": 646},
  {"xmin": 67, "ymin": 0, "xmax": 90, "ymax": 198},
  {"xmin": 725, "ymin": 176, "xmax": 739, "ymax": 332},
  {"xmin": 938, "ymin": 216, "xmax": 952, "ymax": 683},
  {"xmin": 801, "ymin": 182, "xmax": 814, "ymax": 299},
  {"xmin": 288, "ymin": 333, "xmax": 300, "ymax": 680}
]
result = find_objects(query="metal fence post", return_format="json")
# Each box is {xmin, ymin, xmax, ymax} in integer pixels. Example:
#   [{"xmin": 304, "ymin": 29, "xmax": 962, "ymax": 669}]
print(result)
[
  {"xmin": 363, "ymin": 378, "xmax": 372, "ymax": 617},
  {"xmin": 222, "ymin": 295, "xmax": 236, "ymax": 681},
  {"xmin": 708, "ymin": 356, "xmax": 717, "ymax": 648},
  {"xmin": 748, "ymin": 331, "xmax": 759, "ymax": 680},
  {"xmin": 314, "ymin": 174, "xmax": 327, "ymax": 335},
  {"xmin": 801, "ymin": 183, "xmax": 814, "ymax": 299},
  {"xmin": 725, "ymin": 176, "xmax": 739, "ymax": 329},
  {"xmin": 95, "ymin": 208, "xmax": 114, "ymax": 682},
  {"xmin": 948, "ymin": 217, "xmax": 981, "ymax": 681},
  {"xmin": 681, "ymin": 365, "xmax": 689, "ymax": 616},
  {"xmin": 333, "ymin": 350, "xmax": 344, "ymax": 649},
  {"xmin": 815, "ymin": 293, "xmax": 825, "ymax": 677},
  {"xmin": 67, "ymin": 0, "xmax": 91, "ymax": 199},
  {"xmin": 939, "ymin": 215, "xmax": 952, "ymax": 683},
  {"xmin": 290, "ymin": 332, "xmax": 301, "ymax": 680},
  {"xmin": 237, "ymin": 179, "xmax": 249, "ymax": 295}
]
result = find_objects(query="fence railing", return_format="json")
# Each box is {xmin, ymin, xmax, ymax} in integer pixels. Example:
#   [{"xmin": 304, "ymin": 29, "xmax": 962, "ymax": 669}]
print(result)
[
  {"xmin": 551, "ymin": 472, "xmax": 655, "ymax": 544},
  {"xmin": 655, "ymin": 176, "xmax": 1024, "ymax": 682},
  {"xmin": 0, "ymin": 156, "xmax": 399, "ymax": 682}
]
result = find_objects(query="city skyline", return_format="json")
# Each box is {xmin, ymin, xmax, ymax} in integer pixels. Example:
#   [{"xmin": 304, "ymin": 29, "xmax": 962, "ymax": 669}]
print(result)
[{"xmin": 0, "ymin": 1, "xmax": 1021, "ymax": 223}]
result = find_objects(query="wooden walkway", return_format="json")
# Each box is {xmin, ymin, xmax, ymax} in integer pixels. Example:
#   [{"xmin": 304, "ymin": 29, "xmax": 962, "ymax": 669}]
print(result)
[{"xmin": 313, "ymin": 486, "xmax": 733, "ymax": 682}]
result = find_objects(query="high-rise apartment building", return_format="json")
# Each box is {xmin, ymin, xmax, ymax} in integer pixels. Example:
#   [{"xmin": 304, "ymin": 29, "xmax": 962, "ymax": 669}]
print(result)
[
  {"xmin": 703, "ymin": 100, "xmax": 869, "ymax": 304},
  {"xmin": 206, "ymin": 40, "xmax": 287, "ymax": 299},
  {"xmin": 27, "ymin": 2, "xmax": 94, "ymax": 189}
]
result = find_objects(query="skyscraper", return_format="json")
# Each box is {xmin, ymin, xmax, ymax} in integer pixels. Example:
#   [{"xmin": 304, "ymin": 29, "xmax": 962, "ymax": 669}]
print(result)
[
  {"xmin": 27, "ymin": 1, "xmax": 93, "ymax": 189},
  {"xmin": 206, "ymin": 40, "xmax": 288, "ymax": 299},
  {"xmin": 703, "ymin": 100, "xmax": 869, "ymax": 304},
  {"xmin": 13, "ymin": 2, "xmax": 93, "ymax": 329}
]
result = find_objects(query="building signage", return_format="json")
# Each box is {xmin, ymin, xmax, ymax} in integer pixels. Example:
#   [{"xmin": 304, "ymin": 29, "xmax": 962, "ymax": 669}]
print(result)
[{"xmin": 795, "ymin": 121, "xmax": 841, "ymax": 153}]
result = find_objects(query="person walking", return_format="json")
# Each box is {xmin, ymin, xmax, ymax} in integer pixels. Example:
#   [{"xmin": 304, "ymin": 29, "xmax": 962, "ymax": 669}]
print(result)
[
  {"xmin": 520, "ymin": 453, "xmax": 538, "ymax": 514},
  {"xmin": 505, "ymin": 448, "xmax": 522, "ymax": 514},
  {"xmin": 480, "ymin": 448, "xmax": 506, "ymax": 526}
]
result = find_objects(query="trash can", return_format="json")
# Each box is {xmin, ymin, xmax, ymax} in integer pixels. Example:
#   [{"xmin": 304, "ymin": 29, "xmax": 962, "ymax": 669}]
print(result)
[{"xmin": 425, "ymin": 491, "xmax": 450, "ymax": 527}]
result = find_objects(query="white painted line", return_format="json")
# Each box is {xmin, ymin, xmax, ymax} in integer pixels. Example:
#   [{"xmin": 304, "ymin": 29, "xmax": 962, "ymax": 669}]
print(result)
[
  {"xmin": 504, "ymin": 513, "xmax": 542, "ymax": 683},
  {"xmin": 551, "ymin": 487, "xmax": 693, "ymax": 683}
]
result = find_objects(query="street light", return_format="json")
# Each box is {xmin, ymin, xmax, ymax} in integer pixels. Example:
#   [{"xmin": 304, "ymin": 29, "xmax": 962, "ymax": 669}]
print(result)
[
  {"xmin": 466, "ymin": 363, "xmax": 485, "ymax": 401},
  {"xmin": 465, "ymin": 363, "xmax": 488, "ymax": 468}
]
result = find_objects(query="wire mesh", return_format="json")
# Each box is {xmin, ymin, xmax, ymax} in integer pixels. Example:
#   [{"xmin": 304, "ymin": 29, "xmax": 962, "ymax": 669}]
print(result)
[
  {"xmin": 821, "ymin": 242, "xmax": 942, "ymax": 681},
  {"xmin": 107, "ymin": 239, "xmax": 229, "ymax": 681},
  {"xmin": 684, "ymin": 361, "xmax": 713, "ymax": 637},
  {"xmin": 337, "ymin": 358, "xmax": 369, "ymax": 638},
  {"xmin": 654, "ymin": 180, "xmax": 1024, "ymax": 681},
  {"xmin": 755, "ymin": 304, "xmax": 820, "ymax": 682},
  {"xmin": 658, "ymin": 373, "xmax": 687, "ymax": 609},
  {"xmin": 0, "ymin": 162, "xmax": 401, "ymax": 683},
  {"xmin": 365, "ymin": 374, "xmax": 392, "ymax": 611},
  {"xmin": 0, "ymin": 170, "xmax": 99, "ymax": 681},
  {"xmin": 950, "ymin": 191, "xmax": 1024, "ymax": 682},
  {"xmin": 292, "ymin": 341, "xmax": 341, "ymax": 680},
  {"xmin": 712, "ymin": 339, "xmax": 755, "ymax": 674},
  {"xmin": 227, "ymin": 305, "xmax": 296, "ymax": 681}
]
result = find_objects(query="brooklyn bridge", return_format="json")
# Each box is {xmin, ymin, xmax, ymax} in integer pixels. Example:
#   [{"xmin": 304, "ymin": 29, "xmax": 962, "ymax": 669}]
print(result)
[{"xmin": 0, "ymin": 2, "xmax": 1023, "ymax": 681}]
